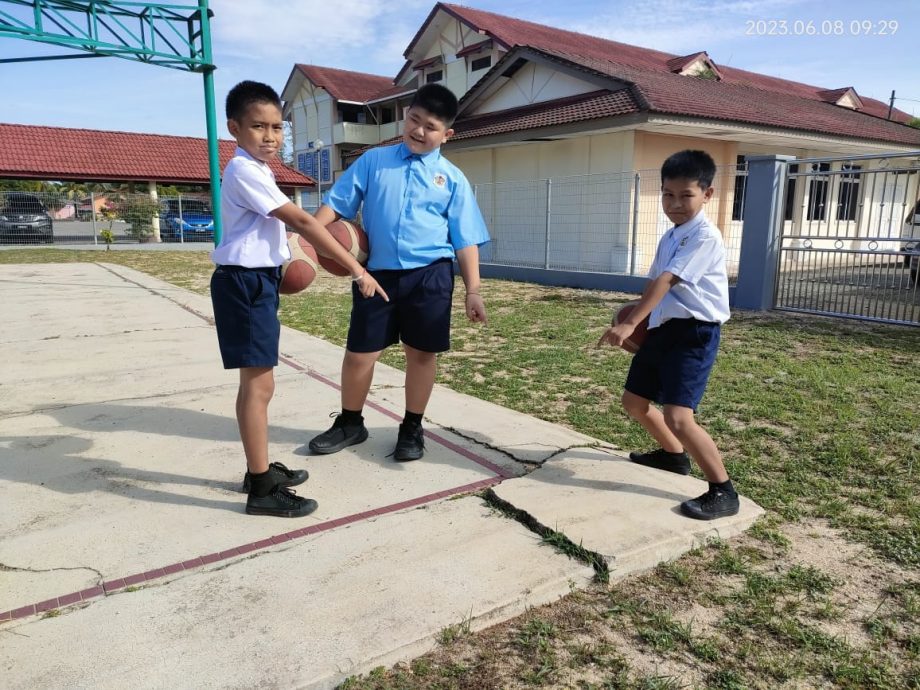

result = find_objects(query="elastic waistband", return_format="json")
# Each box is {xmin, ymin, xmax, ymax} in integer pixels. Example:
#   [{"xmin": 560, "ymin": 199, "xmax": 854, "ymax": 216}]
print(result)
[
  {"xmin": 217, "ymin": 264, "xmax": 281, "ymax": 275},
  {"xmin": 661, "ymin": 317, "xmax": 720, "ymax": 328}
]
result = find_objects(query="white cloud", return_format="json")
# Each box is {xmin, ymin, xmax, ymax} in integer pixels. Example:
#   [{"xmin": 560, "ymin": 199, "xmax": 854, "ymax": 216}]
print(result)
[
  {"xmin": 212, "ymin": 0, "xmax": 383, "ymax": 58},
  {"xmin": 209, "ymin": 0, "xmax": 427, "ymax": 74}
]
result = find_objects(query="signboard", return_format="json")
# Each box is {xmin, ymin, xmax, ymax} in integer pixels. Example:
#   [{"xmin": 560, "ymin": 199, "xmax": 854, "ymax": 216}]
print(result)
[
  {"xmin": 320, "ymin": 148, "xmax": 331, "ymax": 184},
  {"xmin": 301, "ymin": 151, "xmax": 316, "ymax": 179},
  {"xmin": 298, "ymin": 148, "xmax": 331, "ymax": 183}
]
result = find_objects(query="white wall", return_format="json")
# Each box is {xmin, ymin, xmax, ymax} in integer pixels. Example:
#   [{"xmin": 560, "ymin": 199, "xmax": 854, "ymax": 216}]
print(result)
[{"xmin": 477, "ymin": 62, "xmax": 597, "ymax": 113}]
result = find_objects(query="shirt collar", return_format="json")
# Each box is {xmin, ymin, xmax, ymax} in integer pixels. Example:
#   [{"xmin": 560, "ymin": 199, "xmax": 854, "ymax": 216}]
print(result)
[
  {"xmin": 672, "ymin": 209, "xmax": 706, "ymax": 234},
  {"xmin": 235, "ymin": 146, "xmax": 268, "ymax": 167},
  {"xmin": 398, "ymin": 142, "xmax": 441, "ymax": 167}
]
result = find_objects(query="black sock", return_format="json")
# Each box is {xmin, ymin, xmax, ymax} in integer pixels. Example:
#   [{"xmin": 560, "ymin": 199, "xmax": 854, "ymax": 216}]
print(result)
[
  {"xmin": 403, "ymin": 411, "xmax": 423, "ymax": 427},
  {"xmin": 248, "ymin": 470, "xmax": 275, "ymax": 497},
  {"xmin": 341, "ymin": 408, "xmax": 363, "ymax": 425},
  {"xmin": 711, "ymin": 479, "xmax": 736, "ymax": 496}
]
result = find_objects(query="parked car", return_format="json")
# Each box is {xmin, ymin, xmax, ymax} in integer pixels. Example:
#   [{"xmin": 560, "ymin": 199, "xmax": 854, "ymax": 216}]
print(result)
[
  {"xmin": 75, "ymin": 198, "xmax": 95, "ymax": 221},
  {"xmin": 902, "ymin": 198, "xmax": 920, "ymax": 284},
  {"xmin": 0, "ymin": 193, "xmax": 54, "ymax": 244},
  {"xmin": 159, "ymin": 198, "xmax": 214, "ymax": 242}
]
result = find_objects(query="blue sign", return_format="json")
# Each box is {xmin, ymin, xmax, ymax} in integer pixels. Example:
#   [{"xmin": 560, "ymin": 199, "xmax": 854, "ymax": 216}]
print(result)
[
  {"xmin": 320, "ymin": 148, "xmax": 331, "ymax": 183},
  {"xmin": 301, "ymin": 150, "xmax": 316, "ymax": 179}
]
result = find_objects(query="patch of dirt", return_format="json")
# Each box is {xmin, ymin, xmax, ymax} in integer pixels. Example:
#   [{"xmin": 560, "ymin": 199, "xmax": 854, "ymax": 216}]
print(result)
[{"xmin": 779, "ymin": 520, "xmax": 914, "ymax": 648}]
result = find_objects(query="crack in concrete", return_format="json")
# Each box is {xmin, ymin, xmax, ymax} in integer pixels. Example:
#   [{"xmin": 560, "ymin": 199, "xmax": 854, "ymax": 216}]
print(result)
[
  {"xmin": 0, "ymin": 382, "xmax": 235, "ymax": 422},
  {"xmin": 482, "ymin": 488, "xmax": 610, "ymax": 583},
  {"xmin": 0, "ymin": 562, "xmax": 104, "ymax": 581},
  {"xmin": 438, "ymin": 425, "xmax": 541, "ymax": 467},
  {"xmin": 439, "ymin": 425, "xmax": 613, "ymax": 471}
]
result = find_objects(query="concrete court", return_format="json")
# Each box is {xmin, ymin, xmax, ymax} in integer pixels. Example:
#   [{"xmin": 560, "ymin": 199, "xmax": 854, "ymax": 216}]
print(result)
[{"xmin": 0, "ymin": 262, "xmax": 763, "ymax": 689}]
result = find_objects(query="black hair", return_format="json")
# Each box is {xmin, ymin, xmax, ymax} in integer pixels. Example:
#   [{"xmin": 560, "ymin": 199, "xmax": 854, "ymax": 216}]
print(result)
[
  {"xmin": 225, "ymin": 80, "xmax": 282, "ymax": 121},
  {"xmin": 409, "ymin": 83, "xmax": 459, "ymax": 126},
  {"xmin": 661, "ymin": 150, "xmax": 716, "ymax": 189}
]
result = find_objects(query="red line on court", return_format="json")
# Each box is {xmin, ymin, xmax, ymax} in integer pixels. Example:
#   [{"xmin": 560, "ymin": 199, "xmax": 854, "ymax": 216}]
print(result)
[
  {"xmin": 0, "ymin": 269, "xmax": 517, "ymax": 624},
  {"xmin": 278, "ymin": 353, "xmax": 515, "ymax": 480},
  {"xmin": 0, "ymin": 475, "xmax": 502, "ymax": 622}
]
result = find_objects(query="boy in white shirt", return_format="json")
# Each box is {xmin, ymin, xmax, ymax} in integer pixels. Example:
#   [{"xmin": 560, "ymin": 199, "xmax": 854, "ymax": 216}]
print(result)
[
  {"xmin": 598, "ymin": 150, "xmax": 737, "ymax": 520},
  {"xmin": 211, "ymin": 81, "xmax": 387, "ymax": 517}
]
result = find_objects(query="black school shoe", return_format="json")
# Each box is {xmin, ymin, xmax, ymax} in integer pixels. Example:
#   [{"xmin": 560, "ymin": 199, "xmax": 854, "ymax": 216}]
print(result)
[
  {"xmin": 241, "ymin": 461, "xmax": 309, "ymax": 493},
  {"xmin": 309, "ymin": 414, "xmax": 369, "ymax": 455},
  {"xmin": 393, "ymin": 421, "xmax": 425, "ymax": 462},
  {"xmin": 629, "ymin": 448, "xmax": 692, "ymax": 475},
  {"xmin": 246, "ymin": 486, "xmax": 318, "ymax": 518},
  {"xmin": 680, "ymin": 486, "xmax": 740, "ymax": 520}
]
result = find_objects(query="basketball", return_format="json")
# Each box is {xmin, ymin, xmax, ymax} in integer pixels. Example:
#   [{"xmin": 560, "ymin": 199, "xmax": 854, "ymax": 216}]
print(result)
[
  {"xmin": 316, "ymin": 220, "xmax": 369, "ymax": 277},
  {"xmin": 280, "ymin": 232, "xmax": 319, "ymax": 294},
  {"xmin": 611, "ymin": 300, "xmax": 649, "ymax": 353}
]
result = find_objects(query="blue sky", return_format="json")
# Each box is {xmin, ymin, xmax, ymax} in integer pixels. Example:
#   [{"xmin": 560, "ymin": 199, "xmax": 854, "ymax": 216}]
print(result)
[{"xmin": 1, "ymin": 0, "xmax": 917, "ymax": 137}]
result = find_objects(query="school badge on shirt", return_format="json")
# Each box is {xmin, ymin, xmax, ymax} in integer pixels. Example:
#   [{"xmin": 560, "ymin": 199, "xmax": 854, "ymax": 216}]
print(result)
[{"xmin": 433, "ymin": 173, "xmax": 447, "ymax": 188}]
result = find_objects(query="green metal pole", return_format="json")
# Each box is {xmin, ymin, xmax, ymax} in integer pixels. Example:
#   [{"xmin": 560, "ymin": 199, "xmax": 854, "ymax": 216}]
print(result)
[{"xmin": 198, "ymin": 0, "xmax": 222, "ymax": 246}]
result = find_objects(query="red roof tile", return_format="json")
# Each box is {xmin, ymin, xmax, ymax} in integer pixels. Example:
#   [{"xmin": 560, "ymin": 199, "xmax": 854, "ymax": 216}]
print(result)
[
  {"xmin": 432, "ymin": 3, "xmax": 918, "ymax": 145},
  {"xmin": 534, "ymin": 49, "xmax": 920, "ymax": 146},
  {"xmin": 294, "ymin": 64, "xmax": 395, "ymax": 102},
  {"xmin": 452, "ymin": 89, "xmax": 640, "ymax": 141},
  {"xmin": 0, "ymin": 123, "xmax": 314, "ymax": 188}
]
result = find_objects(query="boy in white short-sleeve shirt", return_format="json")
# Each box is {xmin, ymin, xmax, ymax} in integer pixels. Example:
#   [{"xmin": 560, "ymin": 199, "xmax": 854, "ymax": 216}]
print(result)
[
  {"xmin": 598, "ymin": 149, "xmax": 737, "ymax": 521},
  {"xmin": 210, "ymin": 80, "xmax": 387, "ymax": 518}
]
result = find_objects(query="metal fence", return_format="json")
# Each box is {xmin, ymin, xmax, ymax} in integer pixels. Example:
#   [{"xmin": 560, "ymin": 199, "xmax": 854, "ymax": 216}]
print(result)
[
  {"xmin": 474, "ymin": 164, "xmax": 745, "ymax": 284},
  {"xmin": 773, "ymin": 152, "xmax": 920, "ymax": 325},
  {"xmin": 0, "ymin": 191, "xmax": 215, "ymax": 246}
]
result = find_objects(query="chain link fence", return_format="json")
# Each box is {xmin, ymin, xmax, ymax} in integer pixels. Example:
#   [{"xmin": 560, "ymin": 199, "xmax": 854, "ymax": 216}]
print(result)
[
  {"xmin": 0, "ymin": 191, "xmax": 215, "ymax": 246},
  {"xmin": 474, "ymin": 164, "xmax": 745, "ymax": 284}
]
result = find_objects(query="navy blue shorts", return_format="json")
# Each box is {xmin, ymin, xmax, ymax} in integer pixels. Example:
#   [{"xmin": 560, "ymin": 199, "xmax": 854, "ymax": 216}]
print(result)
[
  {"xmin": 210, "ymin": 265, "xmax": 281, "ymax": 369},
  {"xmin": 347, "ymin": 258, "xmax": 454, "ymax": 353},
  {"xmin": 624, "ymin": 318, "xmax": 720, "ymax": 411}
]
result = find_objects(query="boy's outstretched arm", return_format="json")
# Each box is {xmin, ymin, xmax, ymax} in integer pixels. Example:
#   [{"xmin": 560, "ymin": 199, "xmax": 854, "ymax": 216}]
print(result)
[
  {"xmin": 271, "ymin": 203, "xmax": 388, "ymax": 302},
  {"xmin": 596, "ymin": 271, "xmax": 679, "ymax": 348},
  {"xmin": 456, "ymin": 244, "xmax": 487, "ymax": 324}
]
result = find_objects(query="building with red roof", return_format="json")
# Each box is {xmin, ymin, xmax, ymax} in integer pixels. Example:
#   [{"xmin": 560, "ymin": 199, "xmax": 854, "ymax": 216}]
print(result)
[
  {"xmin": 0, "ymin": 123, "xmax": 314, "ymax": 193},
  {"xmin": 282, "ymin": 3, "xmax": 919, "ymax": 272},
  {"xmin": 282, "ymin": 3, "xmax": 918, "ymax": 187}
]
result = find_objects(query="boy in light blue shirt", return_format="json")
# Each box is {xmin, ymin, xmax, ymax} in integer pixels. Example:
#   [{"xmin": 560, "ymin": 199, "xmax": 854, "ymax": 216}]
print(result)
[
  {"xmin": 309, "ymin": 84, "xmax": 490, "ymax": 462},
  {"xmin": 598, "ymin": 150, "xmax": 737, "ymax": 520}
]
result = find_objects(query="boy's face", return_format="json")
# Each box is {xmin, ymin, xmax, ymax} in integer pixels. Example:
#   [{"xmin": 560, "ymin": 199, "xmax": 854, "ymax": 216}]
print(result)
[
  {"xmin": 402, "ymin": 105, "xmax": 453, "ymax": 155},
  {"xmin": 661, "ymin": 177, "xmax": 714, "ymax": 226},
  {"xmin": 227, "ymin": 101, "xmax": 284, "ymax": 163}
]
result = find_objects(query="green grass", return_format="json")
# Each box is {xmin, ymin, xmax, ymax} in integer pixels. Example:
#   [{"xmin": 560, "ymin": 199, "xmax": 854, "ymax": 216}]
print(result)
[{"xmin": 3, "ymin": 248, "xmax": 918, "ymax": 689}]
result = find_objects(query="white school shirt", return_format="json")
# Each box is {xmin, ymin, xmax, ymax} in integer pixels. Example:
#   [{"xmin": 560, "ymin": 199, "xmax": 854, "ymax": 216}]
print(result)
[
  {"xmin": 647, "ymin": 210, "xmax": 730, "ymax": 328},
  {"xmin": 211, "ymin": 147, "xmax": 292, "ymax": 268}
]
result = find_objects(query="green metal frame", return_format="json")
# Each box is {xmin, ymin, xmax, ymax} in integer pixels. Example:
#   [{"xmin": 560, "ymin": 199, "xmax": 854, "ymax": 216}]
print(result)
[{"xmin": 0, "ymin": 0, "xmax": 223, "ymax": 243}]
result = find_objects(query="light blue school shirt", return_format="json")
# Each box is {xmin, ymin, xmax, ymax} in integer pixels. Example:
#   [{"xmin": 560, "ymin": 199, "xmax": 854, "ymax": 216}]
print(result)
[
  {"xmin": 648, "ymin": 210, "xmax": 731, "ymax": 328},
  {"xmin": 323, "ymin": 142, "xmax": 490, "ymax": 270}
]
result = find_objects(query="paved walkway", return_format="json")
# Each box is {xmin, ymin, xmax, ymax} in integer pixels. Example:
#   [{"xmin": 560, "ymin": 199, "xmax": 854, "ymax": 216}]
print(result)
[{"xmin": 0, "ymin": 263, "xmax": 763, "ymax": 689}]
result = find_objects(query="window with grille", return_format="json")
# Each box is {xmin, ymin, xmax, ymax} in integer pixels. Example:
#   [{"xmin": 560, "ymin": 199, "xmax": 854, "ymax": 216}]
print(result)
[
  {"xmin": 731, "ymin": 155, "xmax": 746, "ymax": 221},
  {"xmin": 806, "ymin": 162, "xmax": 831, "ymax": 221},
  {"xmin": 784, "ymin": 164, "xmax": 799, "ymax": 221},
  {"xmin": 836, "ymin": 164, "xmax": 861, "ymax": 221}
]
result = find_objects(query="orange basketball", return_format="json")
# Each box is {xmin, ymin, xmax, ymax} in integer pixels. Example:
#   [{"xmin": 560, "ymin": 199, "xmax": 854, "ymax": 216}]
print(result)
[
  {"xmin": 316, "ymin": 220, "xmax": 369, "ymax": 277},
  {"xmin": 280, "ymin": 232, "xmax": 319, "ymax": 294},
  {"xmin": 611, "ymin": 300, "xmax": 649, "ymax": 354}
]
